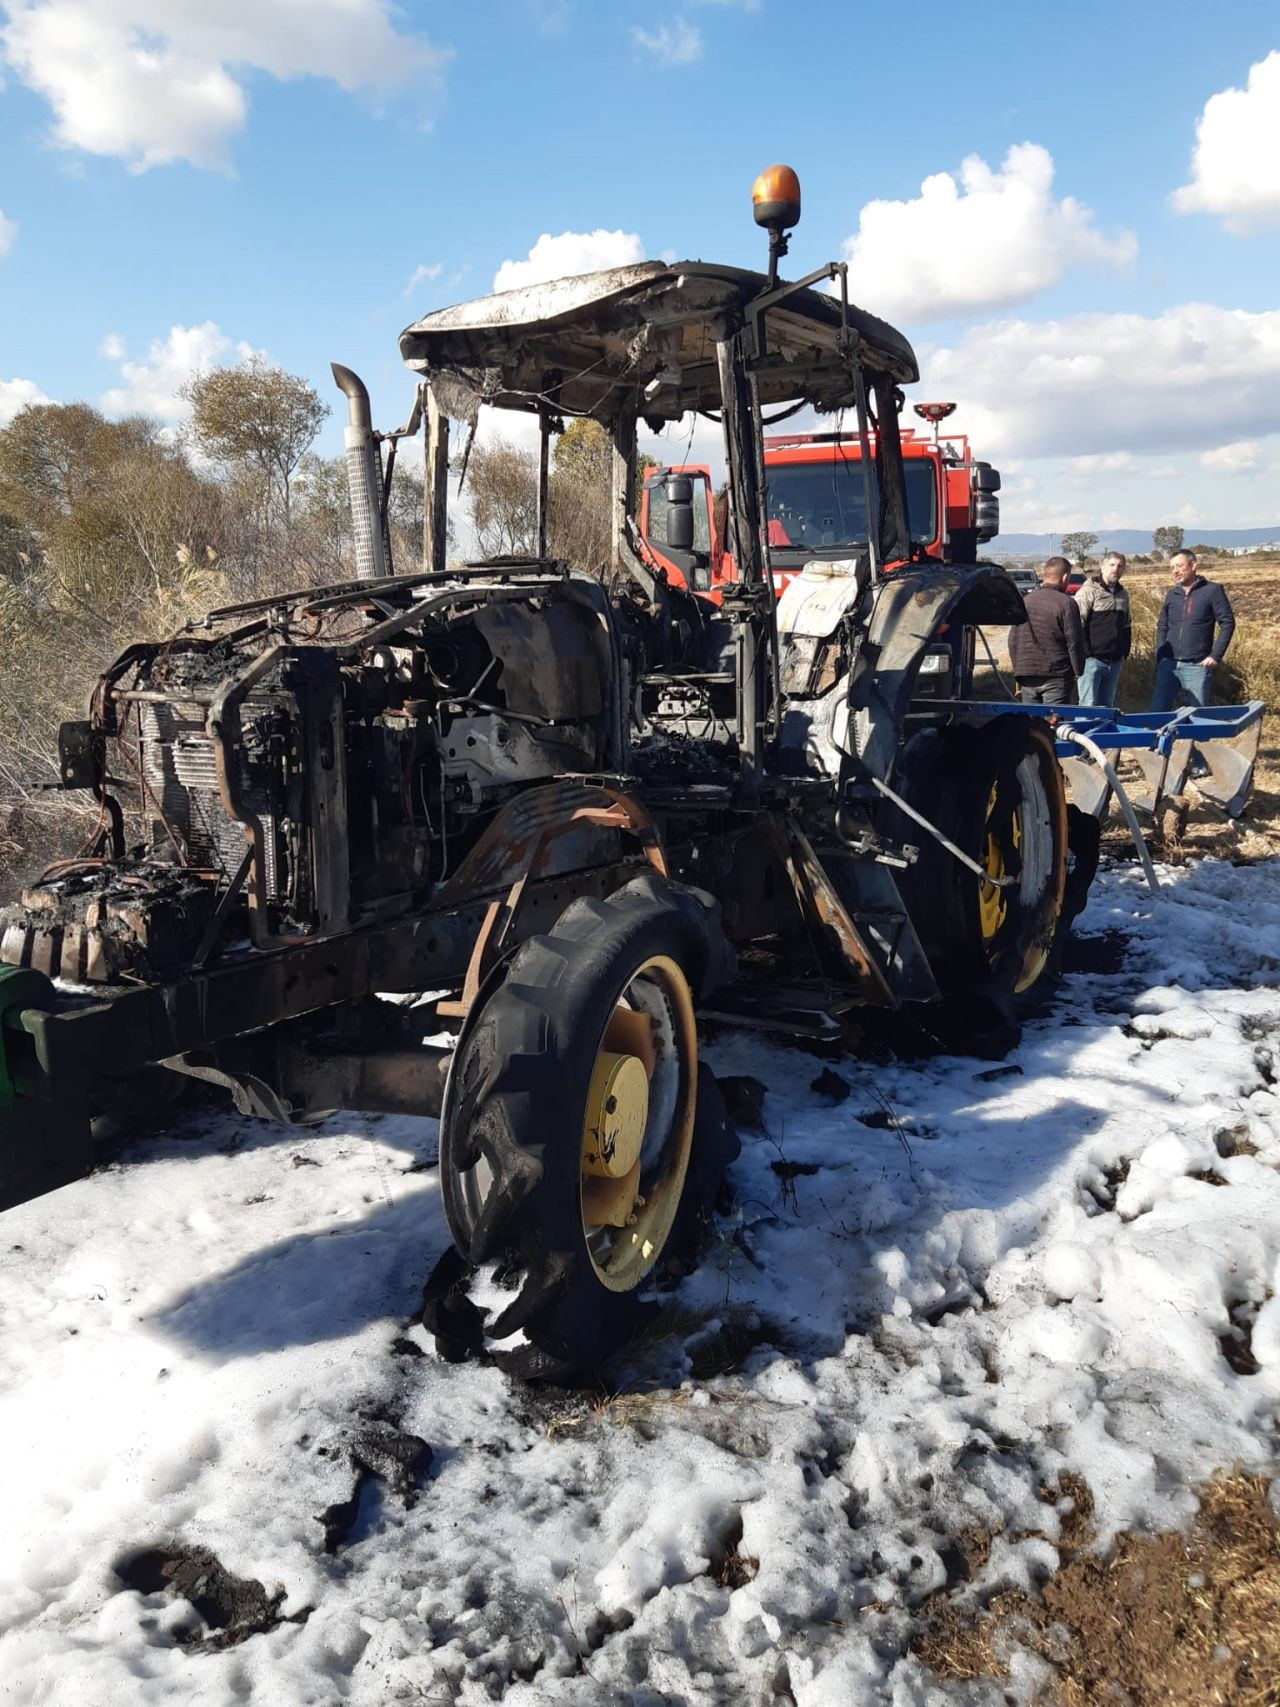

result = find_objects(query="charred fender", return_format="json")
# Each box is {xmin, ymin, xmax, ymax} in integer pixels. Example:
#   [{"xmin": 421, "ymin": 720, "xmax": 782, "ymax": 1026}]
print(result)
[{"xmin": 850, "ymin": 564, "xmax": 1026, "ymax": 780}]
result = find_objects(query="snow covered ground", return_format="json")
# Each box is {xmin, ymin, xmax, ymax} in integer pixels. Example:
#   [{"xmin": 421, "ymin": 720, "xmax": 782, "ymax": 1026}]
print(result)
[{"xmin": 4, "ymin": 856, "xmax": 1280, "ymax": 1705}]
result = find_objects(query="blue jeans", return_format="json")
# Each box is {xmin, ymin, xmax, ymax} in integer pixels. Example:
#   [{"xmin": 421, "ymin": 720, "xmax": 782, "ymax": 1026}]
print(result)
[
  {"xmin": 1151, "ymin": 658, "xmax": 1211, "ymax": 712},
  {"xmin": 1077, "ymin": 657, "xmax": 1123, "ymax": 707}
]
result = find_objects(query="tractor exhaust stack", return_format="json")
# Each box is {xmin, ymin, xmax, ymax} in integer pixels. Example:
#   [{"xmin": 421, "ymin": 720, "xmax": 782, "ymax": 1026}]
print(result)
[{"xmin": 332, "ymin": 363, "xmax": 388, "ymax": 582}]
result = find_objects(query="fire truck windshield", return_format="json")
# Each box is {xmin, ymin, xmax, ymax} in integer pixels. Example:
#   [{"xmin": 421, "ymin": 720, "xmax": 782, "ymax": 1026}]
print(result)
[{"xmin": 764, "ymin": 457, "xmax": 937, "ymax": 555}]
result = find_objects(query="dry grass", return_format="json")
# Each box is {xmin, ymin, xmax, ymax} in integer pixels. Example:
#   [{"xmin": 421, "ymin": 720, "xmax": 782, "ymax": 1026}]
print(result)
[
  {"xmin": 913, "ymin": 1472, "xmax": 1280, "ymax": 1706},
  {"xmin": 1111, "ymin": 553, "xmax": 1280, "ymax": 714},
  {"xmin": 1121, "ymin": 584, "xmax": 1280, "ymax": 720},
  {"xmin": 1122, "ymin": 557, "xmax": 1280, "ymax": 861}
]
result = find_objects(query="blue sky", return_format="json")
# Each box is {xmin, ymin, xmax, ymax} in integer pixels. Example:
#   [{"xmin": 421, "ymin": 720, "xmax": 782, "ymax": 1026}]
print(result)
[{"xmin": 1, "ymin": 0, "xmax": 1278, "ymax": 536}]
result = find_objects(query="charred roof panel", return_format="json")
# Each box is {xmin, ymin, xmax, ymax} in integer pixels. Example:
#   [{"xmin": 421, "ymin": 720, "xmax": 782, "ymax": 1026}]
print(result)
[{"xmin": 399, "ymin": 261, "xmax": 918, "ymax": 423}]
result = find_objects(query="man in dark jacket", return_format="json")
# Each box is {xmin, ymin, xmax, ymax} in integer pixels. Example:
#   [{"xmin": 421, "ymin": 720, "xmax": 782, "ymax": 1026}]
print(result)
[
  {"xmin": 1009, "ymin": 556, "xmax": 1086, "ymax": 703},
  {"xmin": 1150, "ymin": 551, "xmax": 1236, "ymax": 711},
  {"xmin": 1075, "ymin": 551, "xmax": 1131, "ymax": 706}
]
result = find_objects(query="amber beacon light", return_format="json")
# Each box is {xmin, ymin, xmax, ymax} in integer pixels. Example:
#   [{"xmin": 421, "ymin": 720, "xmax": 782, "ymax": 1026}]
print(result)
[{"xmin": 751, "ymin": 164, "xmax": 802, "ymax": 235}]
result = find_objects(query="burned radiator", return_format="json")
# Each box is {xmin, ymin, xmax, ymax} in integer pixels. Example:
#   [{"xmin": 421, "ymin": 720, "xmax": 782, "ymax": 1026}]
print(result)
[{"xmin": 140, "ymin": 703, "xmax": 277, "ymax": 896}]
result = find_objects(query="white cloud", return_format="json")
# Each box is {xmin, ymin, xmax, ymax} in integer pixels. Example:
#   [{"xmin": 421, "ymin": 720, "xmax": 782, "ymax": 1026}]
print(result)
[
  {"xmin": 0, "ymin": 0, "xmax": 448, "ymax": 172},
  {"xmin": 100, "ymin": 322, "xmax": 257, "ymax": 419},
  {"xmin": 0, "ymin": 209, "xmax": 16, "ymax": 258},
  {"xmin": 1200, "ymin": 439, "xmax": 1262, "ymax": 474},
  {"xmin": 641, "ymin": 409, "xmax": 724, "ymax": 477},
  {"xmin": 99, "ymin": 331, "xmax": 125, "ymax": 360},
  {"xmin": 523, "ymin": 0, "xmax": 569, "ymax": 30},
  {"xmin": 492, "ymin": 229, "xmax": 645, "ymax": 293},
  {"xmin": 920, "ymin": 303, "xmax": 1280, "ymax": 532},
  {"xmin": 920, "ymin": 302, "xmax": 1280, "ymax": 462},
  {"xmin": 630, "ymin": 20, "xmax": 702, "ymax": 64},
  {"xmin": 0, "ymin": 377, "xmax": 50, "ymax": 426},
  {"xmin": 403, "ymin": 262, "xmax": 444, "ymax": 298},
  {"xmin": 987, "ymin": 448, "xmax": 1265, "ymax": 536},
  {"xmin": 842, "ymin": 143, "xmax": 1136, "ymax": 322},
  {"xmin": 1068, "ymin": 451, "xmax": 1133, "ymax": 474},
  {"xmin": 1173, "ymin": 51, "xmax": 1280, "ymax": 233}
]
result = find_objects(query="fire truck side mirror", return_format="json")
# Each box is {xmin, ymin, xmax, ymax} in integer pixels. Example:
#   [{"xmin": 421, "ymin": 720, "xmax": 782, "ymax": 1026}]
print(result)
[
  {"xmin": 664, "ymin": 475, "xmax": 695, "ymax": 551},
  {"xmin": 973, "ymin": 463, "xmax": 1001, "ymax": 543}
]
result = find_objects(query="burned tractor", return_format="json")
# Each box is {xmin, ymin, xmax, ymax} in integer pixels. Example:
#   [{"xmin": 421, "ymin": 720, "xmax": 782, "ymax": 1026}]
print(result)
[{"xmin": 1, "ymin": 167, "xmax": 1100, "ymax": 1378}]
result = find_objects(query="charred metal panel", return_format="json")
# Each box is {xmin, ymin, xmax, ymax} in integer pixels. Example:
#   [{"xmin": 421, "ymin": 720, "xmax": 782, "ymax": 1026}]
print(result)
[
  {"xmin": 777, "ymin": 817, "xmax": 896, "ymax": 1005},
  {"xmin": 177, "ymin": 1003, "xmax": 453, "ymax": 1123},
  {"xmin": 850, "ymin": 565, "xmax": 1027, "ymax": 783},
  {"xmin": 400, "ymin": 261, "xmax": 917, "ymax": 424},
  {"xmin": 292, "ymin": 650, "xmax": 350, "ymax": 938},
  {"xmin": 12, "ymin": 861, "xmax": 646, "ymax": 1098},
  {"xmin": 434, "ymin": 783, "xmax": 661, "ymax": 906},
  {"xmin": 471, "ymin": 598, "xmax": 609, "ymax": 720},
  {"xmin": 870, "ymin": 375, "xmax": 912, "ymax": 570},
  {"xmin": 0, "ymin": 967, "xmax": 92, "ymax": 1212},
  {"xmin": 56, "ymin": 721, "xmax": 101, "ymax": 791}
]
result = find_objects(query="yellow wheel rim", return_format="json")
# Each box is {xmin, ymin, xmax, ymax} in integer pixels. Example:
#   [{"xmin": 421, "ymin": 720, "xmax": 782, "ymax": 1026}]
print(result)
[
  {"xmin": 578, "ymin": 954, "xmax": 697, "ymax": 1294},
  {"xmin": 979, "ymin": 782, "xmax": 1019, "ymax": 945}
]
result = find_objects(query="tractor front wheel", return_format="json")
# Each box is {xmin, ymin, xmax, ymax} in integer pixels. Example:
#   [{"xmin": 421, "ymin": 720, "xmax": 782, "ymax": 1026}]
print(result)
[{"xmin": 431, "ymin": 874, "xmax": 737, "ymax": 1382}]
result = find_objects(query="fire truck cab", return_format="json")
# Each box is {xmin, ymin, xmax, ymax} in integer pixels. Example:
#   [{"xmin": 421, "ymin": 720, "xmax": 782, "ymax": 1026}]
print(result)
[{"xmin": 638, "ymin": 402, "xmax": 1001, "ymax": 600}]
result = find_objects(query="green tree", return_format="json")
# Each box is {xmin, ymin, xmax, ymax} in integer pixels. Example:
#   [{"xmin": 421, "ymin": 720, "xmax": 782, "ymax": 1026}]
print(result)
[
  {"xmin": 0, "ymin": 402, "xmax": 225, "ymax": 606},
  {"xmin": 467, "ymin": 441, "xmax": 539, "ymax": 557},
  {"xmin": 548, "ymin": 418, "xmax": 658, "ymax": 572},
  {"xmin": 467, "ymin": 420, "xmax": 658, "ymax": 572},
  {"xmin": 0, "ymin": 402, "xmax": 232, "ymax": 882},
  {"xmin": 182, "ymin": 357, "xmax": 328, "ymax": 529},
  {"xmin": 0, "ymin": 402, "xmax": 154, "ymax": 531},
  {"xmin": 1152, "ymin": 524, "xmax": 1185, "ymax": 559},
  {"xmin": 553, "ymin": 417, "xmax": 657, "ymax": 501},
  {"xmin": 293, "ymin": 453, "xmax": 355, "ymax": 582},
  {"xmin": 552, "ymin": 416, "xmax": 611, "ymax": 487},
  {"xmin": 1060, "ymin": 530, "xmax": 1098, "ymax": 564},
  {"xmin": 294, "ymin": 451, "xmax": 428, "ymax": 581}
]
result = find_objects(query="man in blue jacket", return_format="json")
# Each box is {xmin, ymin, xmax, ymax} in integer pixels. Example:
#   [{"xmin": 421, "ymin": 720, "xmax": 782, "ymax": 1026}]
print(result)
[{"xmin": 1150, "ymin": 550, "xmax": 1236, "ymax": 711}]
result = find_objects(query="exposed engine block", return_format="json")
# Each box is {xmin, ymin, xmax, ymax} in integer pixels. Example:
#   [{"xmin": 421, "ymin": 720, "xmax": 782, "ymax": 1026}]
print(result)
[{"xmin": 0, "ymin": 570, "xmax": 622, "ymax": 985}]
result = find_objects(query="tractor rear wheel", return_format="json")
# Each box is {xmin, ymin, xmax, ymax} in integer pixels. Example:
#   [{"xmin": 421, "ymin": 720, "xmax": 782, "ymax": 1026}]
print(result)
[
  {"xmin": 889, "ymin": 717, "xmax": 1068, "ymax": 1002},
  {"xmin": 431, "ymin": 873, "xmax": 737, "ymax": 1382}
]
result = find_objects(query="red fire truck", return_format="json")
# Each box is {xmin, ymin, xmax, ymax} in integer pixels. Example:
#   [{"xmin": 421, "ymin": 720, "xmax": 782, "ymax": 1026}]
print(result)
[{"xmin": 639, "ymin": 401, "xmax": 1001, "ymax": 599}]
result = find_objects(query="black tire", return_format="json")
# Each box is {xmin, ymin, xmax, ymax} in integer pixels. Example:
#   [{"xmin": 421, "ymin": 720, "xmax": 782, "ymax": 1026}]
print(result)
[
  {"xmin": 430, "ymin": 873, "xmax": 736, "ymax": 1382},
  {"xmin": 887, "ymin": 717, "xmax": 1069, "ymax": 1004},
  {"xmin": 658, "ymin": 1067, "xmax": 739, "ymax": 1283},
  {"xmin": 1061, "ymin": 802, "xmax": 1102, "ymax": 936}
]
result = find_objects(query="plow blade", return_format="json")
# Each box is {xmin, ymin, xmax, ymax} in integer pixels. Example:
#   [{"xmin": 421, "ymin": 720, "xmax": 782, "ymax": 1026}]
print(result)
[
  {"xmin": 938, "ymin": 701, "xmax": 1265, "ymax": 824},
  {"xmin": 1122, "ymin": 704, "xmax": 1264, "ymax": 819},
  {"xmin": 1053, "ymin": 702, "xmax": 1265, "ymax": 822},
  {"xmin": 1058, "ymin": 756, "xmax": 1111, "ymax": 819},
  {"xmin": 1188, "ymin": 715, "xmax": 1264, "ymax": 818}
]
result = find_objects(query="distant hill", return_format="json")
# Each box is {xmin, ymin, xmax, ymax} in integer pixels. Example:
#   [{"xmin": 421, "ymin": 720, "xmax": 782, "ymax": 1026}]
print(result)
[{"xmin": 992, "ymin": 526, "xmax": 1280, "ymax": 556}]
